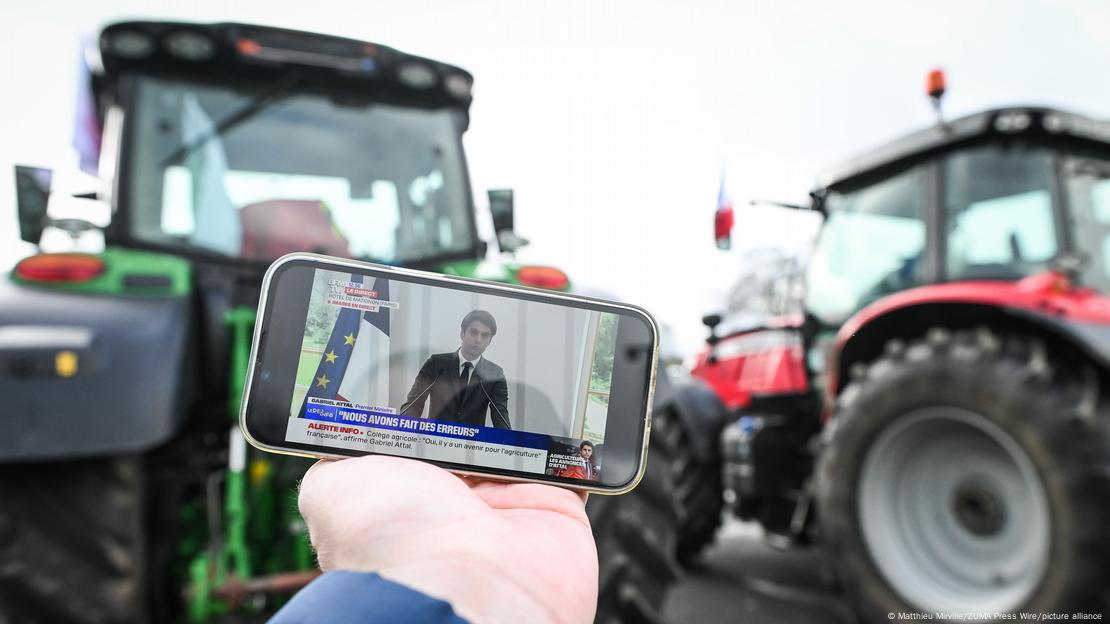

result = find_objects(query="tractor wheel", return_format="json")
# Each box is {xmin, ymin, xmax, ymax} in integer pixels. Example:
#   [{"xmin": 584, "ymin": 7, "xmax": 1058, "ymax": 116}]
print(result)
[
  {"xmin": 653, "ymin": 406, "xmax": 724, "ymax": 565},
  {"xmin": 588, "ymin": 412, "xmax": 683, "ymax": 624},
  {"xmin": 817, "ymin": 328, "xmax": 1110, "ymax": 620},
  {"xmin": 0, "ymin": 456, "xmax": 147, "ymax": 624}
]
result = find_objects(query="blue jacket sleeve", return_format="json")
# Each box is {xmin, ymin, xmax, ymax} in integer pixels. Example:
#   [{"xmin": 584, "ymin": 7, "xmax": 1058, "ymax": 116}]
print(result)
[{"xmin": 268, "ymin": 570, "xmax": 469, "ymax": 624}]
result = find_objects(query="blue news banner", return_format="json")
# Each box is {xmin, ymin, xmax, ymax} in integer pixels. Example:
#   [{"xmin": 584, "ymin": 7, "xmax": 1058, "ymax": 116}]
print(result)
[{"xmin": 284, "ymin": 398, "xmax": 553, "ymax": 473}]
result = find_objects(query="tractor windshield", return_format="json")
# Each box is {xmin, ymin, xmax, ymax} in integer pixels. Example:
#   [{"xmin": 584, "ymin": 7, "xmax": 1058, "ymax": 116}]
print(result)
[
  {"xmin": 124, "ymin": 76, "xmax": 476, "ymax": 265},
  {"xmin": 805, "ymin": 166, "xmax": 927, "ymax": 325}
]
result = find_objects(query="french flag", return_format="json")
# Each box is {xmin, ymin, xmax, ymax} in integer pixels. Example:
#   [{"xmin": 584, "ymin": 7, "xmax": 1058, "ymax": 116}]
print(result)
[
  {"xmin": 715, "ymin": 175, "xmax": 734, "ymax": 250},
  {"xmin": 336, "ymin": 277, "xmax": 392, "ymax": 408}
]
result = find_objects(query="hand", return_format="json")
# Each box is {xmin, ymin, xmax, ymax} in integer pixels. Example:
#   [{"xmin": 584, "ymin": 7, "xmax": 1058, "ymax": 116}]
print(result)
[{"xmin": 298, "ymin": 456, "xmax": 597, "ymax": 624}]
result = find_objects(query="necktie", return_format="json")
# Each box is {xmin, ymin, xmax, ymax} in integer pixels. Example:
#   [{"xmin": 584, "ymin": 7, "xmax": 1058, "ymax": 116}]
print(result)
[{"xmin": 459, "ymin": 361, "xmax": 472, "ymax": 389}]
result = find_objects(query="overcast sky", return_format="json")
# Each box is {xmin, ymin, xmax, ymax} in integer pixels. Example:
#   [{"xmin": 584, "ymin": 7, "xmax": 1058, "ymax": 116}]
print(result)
[{"xmin": 4, "ymin": 0, "xmax": 1110, "ymax": 356}]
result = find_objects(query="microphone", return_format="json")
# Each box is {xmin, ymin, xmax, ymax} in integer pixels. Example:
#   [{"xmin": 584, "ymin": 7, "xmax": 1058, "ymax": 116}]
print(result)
[
  {"xmin": 474, "ymin": 370, "xmax": 511, "ymax": 429},
  {"xmin": 399, "ymin": 367, "xmax": 444, "ymax": 416}
]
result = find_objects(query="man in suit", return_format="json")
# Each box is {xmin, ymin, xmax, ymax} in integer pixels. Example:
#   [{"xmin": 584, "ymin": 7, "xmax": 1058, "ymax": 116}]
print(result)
[
  {"xmin": 401, "ymin": 310, "xmax": 511, "ymax": 429},
  {"xmin": 555, "ymin": 441, "xmax": 600, "ymax": 481}
]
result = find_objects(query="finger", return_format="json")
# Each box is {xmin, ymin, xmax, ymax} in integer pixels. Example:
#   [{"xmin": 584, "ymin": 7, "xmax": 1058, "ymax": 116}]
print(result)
[
  {"xmin": 465, "ymin": 477, "xmax": 588, "ymax": 504},
  {"xmin": 300, "ymin": 458, "xmax": 337, "ymax": 491},
  {"xmin": 305, "ymin": 455, "xmax": 451, "ymax": 490},
  {"xmin": 298, "ymin": 459, "xmax": 338, "ymax": 522},
  {"xmin": 304, "ymin": 455, "xmax": 483, "ymax": 523},
  {"xmin": 468, "ymin": 480, "xmax": 589, "ymax": 523}
]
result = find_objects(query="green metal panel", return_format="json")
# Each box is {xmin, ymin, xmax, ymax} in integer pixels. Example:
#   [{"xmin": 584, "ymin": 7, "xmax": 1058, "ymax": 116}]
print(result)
[
  {"xmin": 437, "ymin": 258, "xmax": 514, "ymax": 281},
  {"xmin": 436, "ymin": 258, "xmax": 572, "ymax": 290},
  {"xmin": 224, "ymin": 308, "xmax": 255, "ymax": 581}
]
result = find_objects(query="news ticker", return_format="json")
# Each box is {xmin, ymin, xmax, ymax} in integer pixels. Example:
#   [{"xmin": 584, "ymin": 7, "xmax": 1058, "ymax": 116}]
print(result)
[{"xmin": 285, "ymin": 398, "xmax": 561, "ymax": 473}]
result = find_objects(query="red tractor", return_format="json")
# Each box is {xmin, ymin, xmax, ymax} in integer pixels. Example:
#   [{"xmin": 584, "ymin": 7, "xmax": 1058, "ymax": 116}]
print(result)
[{"xmin": 689, "ymin": 96, "xmax": 1110, "ymax": 617}]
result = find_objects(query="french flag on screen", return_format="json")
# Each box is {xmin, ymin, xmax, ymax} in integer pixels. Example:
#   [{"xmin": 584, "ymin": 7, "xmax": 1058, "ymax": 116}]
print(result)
[{"xmin": 336, "ymin": 278, "xmax": 391, "ymax": 407}]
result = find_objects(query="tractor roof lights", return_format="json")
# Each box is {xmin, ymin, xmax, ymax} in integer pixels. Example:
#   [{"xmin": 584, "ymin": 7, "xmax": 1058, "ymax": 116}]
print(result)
[
  {"xmin": 444, "ymin": 73, "xmax": 473, "ymax": 99},
  {"xmin": 994, "ymin": 111, "xmax": 1031, "ymax": 133},
  {"xmin": 236, "ymin": 38, "xmax": 262, "ymax": 56},
  {"xmin": 397, "ymin": 62, "xmax": 438, "ymax": 89},
  {"xmin": 1043, "ymin": 113, "xmax": 1066, "ymax": 134},
  {"xmin": 164, "ymin": 30, "xmax": 218, "ymax": 62},
  {"xmin": 104, "ymin": 29, "xmax": 155, "ymax": 59}
]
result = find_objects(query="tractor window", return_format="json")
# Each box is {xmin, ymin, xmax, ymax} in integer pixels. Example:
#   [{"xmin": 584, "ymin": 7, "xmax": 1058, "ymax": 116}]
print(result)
[
  {"xmin": 126, "ymin": 77, "xmax": 475, "ymax": 265},
  {"xmin": 1065, "ymin": 157, "xmax": 1110, "ymax": 292},
  {"xmin": 943, "ymin": 147, "xmax": 1057, "ymax": 281},
  {"xmin": 805, "ymin": 166, "xmax": 926, "ymax": 325}
]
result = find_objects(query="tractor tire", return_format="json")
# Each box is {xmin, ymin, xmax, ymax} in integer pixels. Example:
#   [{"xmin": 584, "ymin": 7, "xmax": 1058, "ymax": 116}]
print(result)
[
  {"xmin": 0, "ymin": 456, "xmax": 147, "ymax": 624},
  {"xmin": 588, "ymin": 414, "xmax": 683, "ymax": 624},
  {"xmin": 653, "ymin": 405, "xmax": 723, "ymax": 565},
  {"xmin": 817, "ymin": 328, "xmax": 1110, "ymax": 621}
]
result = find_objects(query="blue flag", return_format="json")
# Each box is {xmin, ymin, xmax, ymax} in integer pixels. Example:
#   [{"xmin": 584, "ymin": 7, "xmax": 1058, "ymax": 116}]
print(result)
[{"xmin": 302, "ymin": 274, "xmax": 365, "ymax": 406}]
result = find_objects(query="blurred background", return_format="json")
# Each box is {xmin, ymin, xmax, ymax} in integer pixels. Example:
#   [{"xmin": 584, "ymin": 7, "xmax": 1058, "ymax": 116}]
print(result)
[
  {"xmin": 4, "ymin": 1, "xmax": 1110, "ymax": 623},
  {"xmin": 8, "ymin": 0, "xmax": 1110, "ymax": 356}
]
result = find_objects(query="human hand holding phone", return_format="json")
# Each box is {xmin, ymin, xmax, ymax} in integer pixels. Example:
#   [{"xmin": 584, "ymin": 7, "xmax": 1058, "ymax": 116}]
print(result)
[{"xmin": 298, "ymin": 455, "xmax": 598, "ymax": 624}]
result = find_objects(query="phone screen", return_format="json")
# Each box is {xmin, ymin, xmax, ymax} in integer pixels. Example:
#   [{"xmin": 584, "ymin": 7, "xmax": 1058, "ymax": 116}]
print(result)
[{"xmin": 244, "ymin": 257, "xmax": 656, "ymax": 491}]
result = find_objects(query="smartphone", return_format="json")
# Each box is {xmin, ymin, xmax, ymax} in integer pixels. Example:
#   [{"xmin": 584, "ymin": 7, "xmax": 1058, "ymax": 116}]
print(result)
[{"xmin": 241, "ymin": 253, "xmax": 658, "ymax": 494}]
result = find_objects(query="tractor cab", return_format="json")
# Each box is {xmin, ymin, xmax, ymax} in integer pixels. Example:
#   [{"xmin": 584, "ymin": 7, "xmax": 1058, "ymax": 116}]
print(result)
[
  {"xmin": 807, "ymin": 106, "xmax": 1110, "ymax": 329},
  {"xmin": 794, "ymin": 105, "xmax": 1110, "ymax": 389},
  {"xmin": 699, "ymin": 104, "xmax": 1110, "ymax": 407},
  {"xmin": 16, "ymin": 21, "xmax": 551, "ymax": 282}
]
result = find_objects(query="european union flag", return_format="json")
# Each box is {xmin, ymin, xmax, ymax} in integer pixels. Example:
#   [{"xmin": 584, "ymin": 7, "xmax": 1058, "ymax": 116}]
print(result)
[{"xmin": 302, "ymin": 274, "xmax": 365, "ymax": 408}]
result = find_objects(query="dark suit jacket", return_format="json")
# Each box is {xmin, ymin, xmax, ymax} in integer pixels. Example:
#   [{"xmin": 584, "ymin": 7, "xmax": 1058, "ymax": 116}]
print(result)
[{"xmin": 401, "ymin": 352, "xmax": 510, "ymax": 429}]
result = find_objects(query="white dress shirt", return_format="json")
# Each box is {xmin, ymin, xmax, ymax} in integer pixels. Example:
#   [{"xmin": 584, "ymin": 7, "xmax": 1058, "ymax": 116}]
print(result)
[{"xmin": 457, "ymin": 351, "xmax": 481, "ymax": 384}]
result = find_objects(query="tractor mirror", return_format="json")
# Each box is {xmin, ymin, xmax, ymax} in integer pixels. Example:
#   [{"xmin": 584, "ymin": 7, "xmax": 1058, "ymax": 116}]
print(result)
[
  {"xmin": 488, "ymin": 188, "xmax": 515, "ymax": 233},
  {"xmin": 14, "ymin": 165, "xmax": 53, "ymax": 244},
  {"xmin": 489, "ymin": 188, "xmax": 530, "ymax": 253}
]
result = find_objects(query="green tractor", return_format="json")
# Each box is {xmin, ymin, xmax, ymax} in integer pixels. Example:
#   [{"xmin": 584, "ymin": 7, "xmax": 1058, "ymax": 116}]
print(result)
[{"xmin": 0, "ymin": 21, "xmax": 701, "ymax": 623}]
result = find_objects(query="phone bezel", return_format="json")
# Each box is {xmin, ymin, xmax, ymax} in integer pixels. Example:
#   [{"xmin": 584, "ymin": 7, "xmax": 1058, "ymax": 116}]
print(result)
[{"xmin": 239, "ymin": 252, "xmax": 658, "ymax": 495}]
